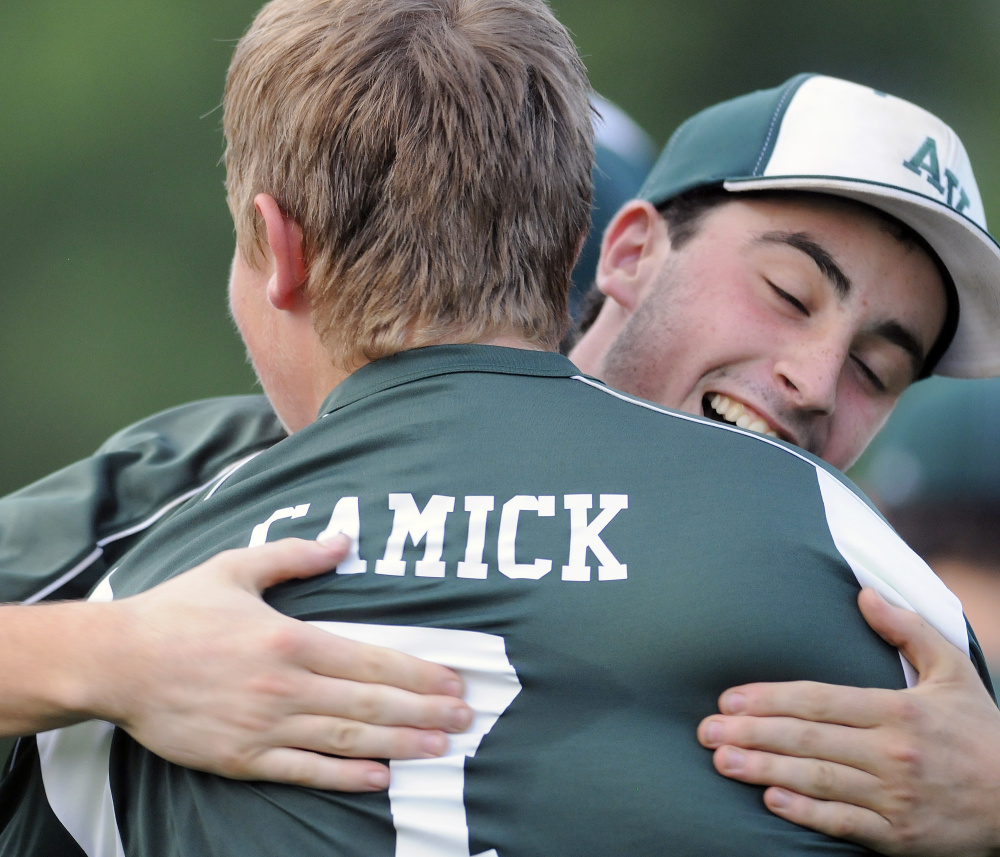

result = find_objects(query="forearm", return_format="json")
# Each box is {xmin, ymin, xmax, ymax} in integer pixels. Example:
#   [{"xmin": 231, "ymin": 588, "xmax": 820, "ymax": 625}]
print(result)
[
  {"xmin": 0, "ymin": 540, "xmax": 472, "ymax": 791},
  {"xmin": 0, "ymin": 600, "xmax": 127, "ymax": 735}
]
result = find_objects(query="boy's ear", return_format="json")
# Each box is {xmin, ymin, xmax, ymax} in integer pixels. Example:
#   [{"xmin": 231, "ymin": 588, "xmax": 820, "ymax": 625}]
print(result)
[
  {"xmin": 596, "ymin": 200, "xmax": 671, "ymax": 312},
  {"xmin": 254, "ymin": 193, "xmax": 308, "ymax": 311}
]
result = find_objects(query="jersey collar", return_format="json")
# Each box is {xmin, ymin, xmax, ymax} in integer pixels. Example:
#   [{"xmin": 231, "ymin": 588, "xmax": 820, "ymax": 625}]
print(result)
[{"xmin": 318, "ymin": 344, "xmax": 580, "ymax": 418}]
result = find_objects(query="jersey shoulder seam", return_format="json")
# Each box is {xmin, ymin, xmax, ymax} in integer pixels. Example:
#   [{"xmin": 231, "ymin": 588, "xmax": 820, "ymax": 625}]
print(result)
[{"xmin": 20, "ymin": 452, "xmax": 264, "ymax": 604}]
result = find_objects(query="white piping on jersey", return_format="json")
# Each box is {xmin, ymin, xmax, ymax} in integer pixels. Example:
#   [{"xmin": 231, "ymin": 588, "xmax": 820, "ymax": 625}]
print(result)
[
  {"xmin": 570, "ymin": 375, "xmax": 971, "ymax": 685},
  {"xmin": 571, "ymin": 375, "xmax": 813, "ymax": 463},
  {"xmin": 21, "ymin": 451, "xmax": 263, "ymax": 605},
  {"xmin": 203, "ymin": 451, "xmax": 259, "ymax": 501}
]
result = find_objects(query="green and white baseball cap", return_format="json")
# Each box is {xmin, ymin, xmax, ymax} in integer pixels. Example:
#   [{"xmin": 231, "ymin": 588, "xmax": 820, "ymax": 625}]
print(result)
[{"xmin": 639, "ymin": 73, "xmax": 1000, "ymax": 379}]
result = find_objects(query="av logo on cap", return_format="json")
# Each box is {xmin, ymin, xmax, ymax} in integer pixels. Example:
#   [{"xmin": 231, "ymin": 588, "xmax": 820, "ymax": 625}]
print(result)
[
  {"xmin": 639, "ymin": 73, "xmax": 1000, "ymax": 379},
  {"xmin": 903, "ymin": 136, "xmax": 972, "ymax": 215}
]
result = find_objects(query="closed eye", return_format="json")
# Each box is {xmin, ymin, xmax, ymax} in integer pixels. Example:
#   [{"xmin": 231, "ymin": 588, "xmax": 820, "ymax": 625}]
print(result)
[
  {"xmin": 769, "ymin": 281, "xmax": 809, "ymax": 316},
  {"xmin": 851, "ymin": 354, "xmax": 887, "ymax": 393}
]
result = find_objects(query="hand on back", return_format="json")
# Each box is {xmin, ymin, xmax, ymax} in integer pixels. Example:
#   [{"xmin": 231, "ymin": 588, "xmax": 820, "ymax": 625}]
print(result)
[
  {"xmin": 97, "ymin": 536, "xmax": 473, "ymax": 791},
  {"xmin": 698, "ymin": 588, "xmax": 1000, "ymax": 856}
]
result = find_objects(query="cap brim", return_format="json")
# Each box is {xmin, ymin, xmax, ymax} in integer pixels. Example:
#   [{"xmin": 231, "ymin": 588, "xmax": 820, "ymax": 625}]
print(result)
[{"xmin": 725, "ymin": 176, "xmax": 1000, "ymax": 379}]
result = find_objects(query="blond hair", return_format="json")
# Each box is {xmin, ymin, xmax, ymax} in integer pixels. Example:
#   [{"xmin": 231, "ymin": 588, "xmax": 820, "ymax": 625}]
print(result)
[{"xmin": 224, "ymin": 0, "xmax": 593, "ymax": 367}]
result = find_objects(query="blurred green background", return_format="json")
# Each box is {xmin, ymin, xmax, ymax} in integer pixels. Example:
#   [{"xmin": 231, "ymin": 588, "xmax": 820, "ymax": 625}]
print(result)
[{"xmin": 2, "ymin": 0, "xmax": 999, "ymax": 494}]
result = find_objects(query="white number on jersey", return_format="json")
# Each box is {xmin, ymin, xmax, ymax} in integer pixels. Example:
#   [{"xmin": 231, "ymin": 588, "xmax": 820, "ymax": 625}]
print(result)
[{"xmin": 312, "ymin": 623, "xmax": 522, "ymax": 857}]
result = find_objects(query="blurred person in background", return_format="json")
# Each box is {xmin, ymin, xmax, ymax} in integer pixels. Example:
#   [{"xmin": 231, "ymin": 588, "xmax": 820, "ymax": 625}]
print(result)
[
  {"xmin": 861, "ymin": 377, "xmax": 1000, "ymax": 682},
  {"xmin": 571, "ymin": 94, "xmax": 657, "ymax": 317}
]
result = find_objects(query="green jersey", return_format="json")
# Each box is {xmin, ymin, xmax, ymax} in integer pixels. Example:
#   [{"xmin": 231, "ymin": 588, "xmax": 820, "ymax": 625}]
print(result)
[
  {"xmin": 0, "ymin": 395, "xmax": 284, "ymax": 604},
  {"xmin": 0, "ymin": 346, "xmax": 990, "ymax": 856}
]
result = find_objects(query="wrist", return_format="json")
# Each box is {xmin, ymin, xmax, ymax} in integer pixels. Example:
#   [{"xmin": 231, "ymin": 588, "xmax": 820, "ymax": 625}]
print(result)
[
  {"xmin": 48, "ymin": 599, "xmax": 135, "ymax": 727},
  {"xmin": 0, "ymin": 599, "xmax": 130, "ymax": 735}
]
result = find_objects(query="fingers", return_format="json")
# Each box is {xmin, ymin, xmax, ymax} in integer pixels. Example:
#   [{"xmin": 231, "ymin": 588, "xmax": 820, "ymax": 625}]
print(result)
[
  {"xmin": 762, "ymin": 789, "xmax": 890, "ymax": 851},
  {"xmin": 217, "ymin": 537, "xmax": 353, "ymax": 593},
  {"xmin": 296, "ymin": 672, "xmax": 473, "ymax": 733},
  {"xmin": 275, "ymin": 713, "xmax": 456, "ymax": 761},
  {"xmin": 697, "ymin": 592, "xmax": 1000, "ymax": 853},
  {"xmin": 706, "ymin": 742, "xmax": 881, "ymax": 806},
  {"xmin": 177, "ymin": 538, "xmax": 469, "ymax": 700},
  {"xmin": 857, "ymin": 588, "xmax": 967, "ymax": 683},
  {"xmin": 712, "ymin": 590, "xmax": 978, "ymax": 729},
  {"xmin": 293, "ymin": 623, "xmax": 467, "ymax": 699},
  {"xmin": 714, "ymin": 680, "xmax": 899, "ymax": 729},
  {"xmin": 206, "ymin": 538, "xmax": 470, "ymax": 699},
  {"xmin": 111, "ymin": 539, "xmax": 481, "ymax": 792},
  {"xmin": 248, "ymin": 749, "xmax": 392, "ymax": 791},
  {"xmin": 698, "ymin": 714, "xmax": 879, "ymax": 771}
]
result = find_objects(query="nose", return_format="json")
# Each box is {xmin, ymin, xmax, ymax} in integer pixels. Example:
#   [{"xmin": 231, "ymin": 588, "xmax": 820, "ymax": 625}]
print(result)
[{"xmin": 773, "ymin": 340, "xmax": 843, "ymax": 415}]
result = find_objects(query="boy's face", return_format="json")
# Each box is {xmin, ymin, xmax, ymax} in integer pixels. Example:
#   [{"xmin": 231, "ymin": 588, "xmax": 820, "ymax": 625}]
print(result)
[{"xmin": 596, "ymin": 196, "xmax": 948, "ymax": 470}]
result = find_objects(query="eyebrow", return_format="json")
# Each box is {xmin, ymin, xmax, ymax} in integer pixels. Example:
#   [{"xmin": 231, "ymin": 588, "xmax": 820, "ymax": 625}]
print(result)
[
  {"xmin": 754, "ymin": 231, "xmax": 926, "ymax": 378},
  {"xmin": 756, "ymin": 231, "xmax": 851, "ymax": 298},
  {"xmin": 756, "ymin": 230, "xmax": 928, "ymax": 379}
]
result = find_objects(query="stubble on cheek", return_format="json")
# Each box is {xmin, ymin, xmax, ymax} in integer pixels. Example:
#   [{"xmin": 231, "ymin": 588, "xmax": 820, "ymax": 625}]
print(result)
[{"xmin": 597, "ymin": 266, "xmax": 689, "ymax": 407}]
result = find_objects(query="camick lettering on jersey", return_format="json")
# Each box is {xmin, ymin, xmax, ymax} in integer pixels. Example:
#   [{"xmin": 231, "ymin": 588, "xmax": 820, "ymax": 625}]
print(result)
[{"xmin": 252, "ymin": 492, "xmax": 630, "ymax": 582}]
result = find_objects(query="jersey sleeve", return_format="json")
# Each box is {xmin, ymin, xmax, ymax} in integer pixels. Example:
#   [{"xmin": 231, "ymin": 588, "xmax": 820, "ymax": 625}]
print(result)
[
  {"xmin": 813, "ymin": 463, "xmax": 997, "ymax": 699},
  {"xmin": 0, "ymin": 395, "xmax": 285, "ymax": 603}
]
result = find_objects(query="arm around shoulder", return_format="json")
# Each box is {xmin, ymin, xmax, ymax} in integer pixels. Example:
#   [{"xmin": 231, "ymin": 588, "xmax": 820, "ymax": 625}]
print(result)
[
  {"xmin": 0, "ymin": 537, "xmax": 473, "ymax": 791},
  {"xmin": 0, "ymin": 395, "xmax": 284, "ymax": 604}
]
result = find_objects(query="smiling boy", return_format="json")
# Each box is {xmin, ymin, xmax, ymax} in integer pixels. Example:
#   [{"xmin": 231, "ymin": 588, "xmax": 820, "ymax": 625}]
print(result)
[{"xmin": 573, "ymin": 192, "xmax": 948, "ymax": 469}]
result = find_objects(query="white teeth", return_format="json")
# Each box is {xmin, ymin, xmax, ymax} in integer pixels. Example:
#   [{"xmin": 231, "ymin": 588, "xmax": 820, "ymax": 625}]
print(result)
[{"xmin": 707, "ymin": 394, "xmax": 780, "ymax": 440}]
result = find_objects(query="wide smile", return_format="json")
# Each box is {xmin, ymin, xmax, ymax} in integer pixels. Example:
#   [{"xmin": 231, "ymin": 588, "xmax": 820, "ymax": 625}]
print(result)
[{"xmin": 702, "ymin": 393, "xmax": 780, "ymax": 439}]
